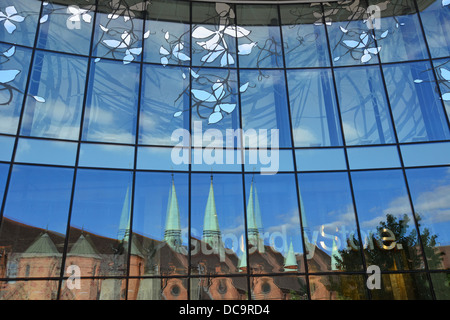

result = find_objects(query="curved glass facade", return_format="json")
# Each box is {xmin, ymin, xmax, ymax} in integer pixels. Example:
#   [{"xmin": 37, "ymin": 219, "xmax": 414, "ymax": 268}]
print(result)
[{"xmin": 0, "ymin": 0, "xmax": 449, "ymax": 300}]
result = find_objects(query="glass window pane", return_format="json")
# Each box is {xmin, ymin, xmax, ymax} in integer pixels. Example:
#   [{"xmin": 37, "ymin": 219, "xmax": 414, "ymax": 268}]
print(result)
[
  {"xmin": 139, "ymin": 64, "xmax": 189, "ymax": 146},
  {"xmin": 244, "ymin": 149, "xmax": 293, "ymax": 173},
  {"xmin": 144, "ymin": 0, "xmax": 190, "ymax": 65},
  {"xmin": 309, "ymin": 275, "xmax": 367, "ymax": 300},
  {"xmin": 0, "ymin": 44, "xmax": 32, "ymax": 135},
  {"xmin": 67, "ymin": 169, "xmax": 133, "ymax": 277},
  {"xmin": 191, "ymin": 174, "xmax": 246, "ymax": 275},
  {"xmin": 298, "ymin": 172, "xmax": 364, "ymax": 272},
  {"xmin": 326, "ymin": 2, "xmax": 379, "ymax": 66},
  {"xmin": 236, "ymin": 4, "xmax": 283, "ymax": 68},
  {"xmin": 0, "ymin": 135, "xmax": 15, "ymax": 162},
  {"xmin": 21, "ymin": 51, "xmax": 88, "ymax": 140},
  {"xmin": 83, "ymin": 59, "xmax": 139, "ymax": 144},
  {"xmin": 406, "ymin": 167, "xmax": 450, "ymax": 270},
  {"xmin": 295, "ymin": 148, "xmax": 347, "ymax": 171},
  {"xmin": 383, "ymin": 61, "xmax": 450, "ymax": 142},
  {"xmin": 334, "ymin": 66, "xmax": 396, "ymax": 145},
  {"xmin": 191, "ymin": 2, "xmax": 237, "ymax": 68},
  {"xmin": 0, "ymin": 163, "xmax": 10, "ymax": 202},
  {"xmin": 371, "ymin": 273, "xmax": 432, "ymax": 300},
  {"xmin": 280, "ymin": 3, "xmax": 330, "ymax": 68},
  {"xmin": 372, "ymin": 0, "xmax": 428, "ymax": 63},
  {"xmin": 37, "ymin": 1, "xmax": 95, "ymax": 55},
  {"xmin": 244, "ymin": 174, "xmax": 304, "ymax": 274},
  {"xmin": 0, "ymin": 0, "xmax": 41, "ymax": 47},
  {"xmin": 191, "ymin": 277, "xmax": 248, "ymax": 300},
  {"xmin": 60, "ymin": 278, "xmax": 126, "ymax": 300},
  {"xmin": 191, "ymin": 68, "xmax": 240, "ymax": 147},
  {"xmin": 192, "ymin": 148, "xmax": 243, "ymax": 172},
  {"xmin": 137, "ymin": 146, "xmax": 189, "ymax": 171},
  {"xmin": 251, "ymin": 275, "xmax": 308, "ymax": 300},
  {"xmin": 92, "ymin": 0, "xmax": 144, "ymax": 63},
  {"xmin": 15, "ymin": 138, "xmax": 77, "ymax": 166},
  {"xmin": 78, "ymin": 143, "xmax": 134, "ymax": 169},
  {"xmin": 132, "ymin": 172, "xmax": 189, "ymax": 276},
  {"xmin": 0, "ymin": 165, "xmax": 73, "ymax": 278},
  {"xmin": 241, "ymin": 69, "xmax": 291, "ymax": 148},
  {"xmin": 430, "ymin": 272, "xmax": 450, "ymax": 300},
  {"xmin": 418, "ymin": 0, "xmax": 450, "ymax": 58},
  {"xmin": 287, "ymin": 69, "xmax": 342, "ymax": 147},
  {"xmin": 0, "ymin": 280, "xmax": 59, "ymax": 300},
  {"xmin": 351, "ymin": 170, "xmax": 425, "ymax": 271},
  {"xmin": 347, "ymin": 145, "xmax": 401, "ymax": 169},
  {"xmin": 433, "ymin": 59, "xmax": 450, "ymax": 120},
  {"xmin": 401, "ymin": 142, "xmax": 450, "ymax": 167},
  {"xmin": 129, "ymin": 277, "xmax": 188, "ymax": 300}
]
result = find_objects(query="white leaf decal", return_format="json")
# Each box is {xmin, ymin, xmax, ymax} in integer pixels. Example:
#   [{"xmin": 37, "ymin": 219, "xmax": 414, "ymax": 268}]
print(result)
[
  {"xmin": 217, "ymin": 103, "xmax": 236, "ymax": 113},
  {"xmin": 191, "ymin": 89, "xmax": 216, "ymax": 102},
  {"xmin": 380, "ymin": 30, "xmax": 389, "ymax": 38},
  {"xmin": 443, "ymin": 0, "xmax": 450, "ymax": 6},
  {"xmin": 343, "ymin": 40, "xmax": 360, "ymax": 48},
  {"xmin": 32, "ymin": 95, "xmax": 46, "ymax": 103},
  {"xmin": 144, "ymin": 30, "xmax": 150, "ymax": 39},
  {"xmin": 240, "ymin": 82, "xmax": 249, "ymax": 93},
  {"xmin": 40, "ymin": 15, "xmax": 48, "ymax": 24},
  {"xmin": 0, "ymin": 69, "xmax": 20, "ymax": 83},
  {"xmin": 442, "ymin": 93, "xmax": 450, "ymax": 101},
  {"xmin": 192, "ymin": 26, "xmax": 216, "ymax": 39},
  {"xmin": 208, "ymin": 112, "xmax": 223, "ymax": 124},
  {"xmin": 173, "ymin": 111, "xmax": 183, "ymax": 117},
  {"xmin": 440, "ymin": 68, "xmax": 450, "ymax": 81},
  {"xmin": 414, "ymin": 79, "xmax": 423, "ymax": 83},
  {"xmin": 3, "ymin": 46, "xmax": 15, "ymax": 57},
  {"xmin": 238, "ymin": 43, "xmax": 257, "ymax": 55}
]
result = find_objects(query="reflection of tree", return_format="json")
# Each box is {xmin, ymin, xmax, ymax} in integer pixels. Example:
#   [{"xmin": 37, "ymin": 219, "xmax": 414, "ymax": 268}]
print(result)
[
  {"xmin": 334, "ymin": 213, "xmax": 443, "ymax": 271},
  {"xmin": 323, "ymin": 213, "xmax": 444, "ymax": 299}
]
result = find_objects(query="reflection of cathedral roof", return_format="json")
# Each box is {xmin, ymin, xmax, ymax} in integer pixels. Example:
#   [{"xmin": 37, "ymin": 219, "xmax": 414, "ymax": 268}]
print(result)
[
  {"xmin": 68, "ymin": 233, "xmax": 101, "ymax": 258},
  {"xmin": 23, "ymin": 232, "xmax": 60, "ymax": 257}
]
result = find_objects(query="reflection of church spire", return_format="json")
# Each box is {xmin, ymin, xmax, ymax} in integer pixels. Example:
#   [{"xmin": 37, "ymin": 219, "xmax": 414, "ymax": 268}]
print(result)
[
  {"xmin": 164, "ymin": 174, "xmax": 183, "ymax": 250},
  {"xmin": 202, "ymin": 175, "xmax": 222, "ymax": 252},
  {"xmin": 284, "ymin": 241, "xmax": 297, "ymax": 272},
  {"xmin": 118, "ymin": 185, "xmax": 131, "ymax": 242},
  {"xmin": 246, "ymin": 178, "xmax": 264, "ymax": 252}
]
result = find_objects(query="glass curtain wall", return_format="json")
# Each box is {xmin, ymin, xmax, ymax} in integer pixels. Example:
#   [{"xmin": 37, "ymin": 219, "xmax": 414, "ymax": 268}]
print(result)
[{"xmin": 0, "ymin": 0, "xmax": 448, "ymax": 300}]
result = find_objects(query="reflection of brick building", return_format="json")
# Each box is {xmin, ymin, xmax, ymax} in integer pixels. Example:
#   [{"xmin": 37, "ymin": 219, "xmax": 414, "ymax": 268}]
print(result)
[{"xmin": 1, "ymin": 177, "xmax": 446, "ymax": 300}]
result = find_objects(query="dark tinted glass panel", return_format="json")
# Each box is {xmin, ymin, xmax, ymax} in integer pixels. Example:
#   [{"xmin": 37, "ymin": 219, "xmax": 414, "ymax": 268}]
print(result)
[
  {"xmin": 128, "ymin": 277, "xmax": 188, "ymax": 300},
  {"xmin": 430, "ymin": 272, "xmax": 450, "ymax": 300},
  {"xmin": 0, "ymin": 165, "xmax": 73, "ymax": 278}
]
